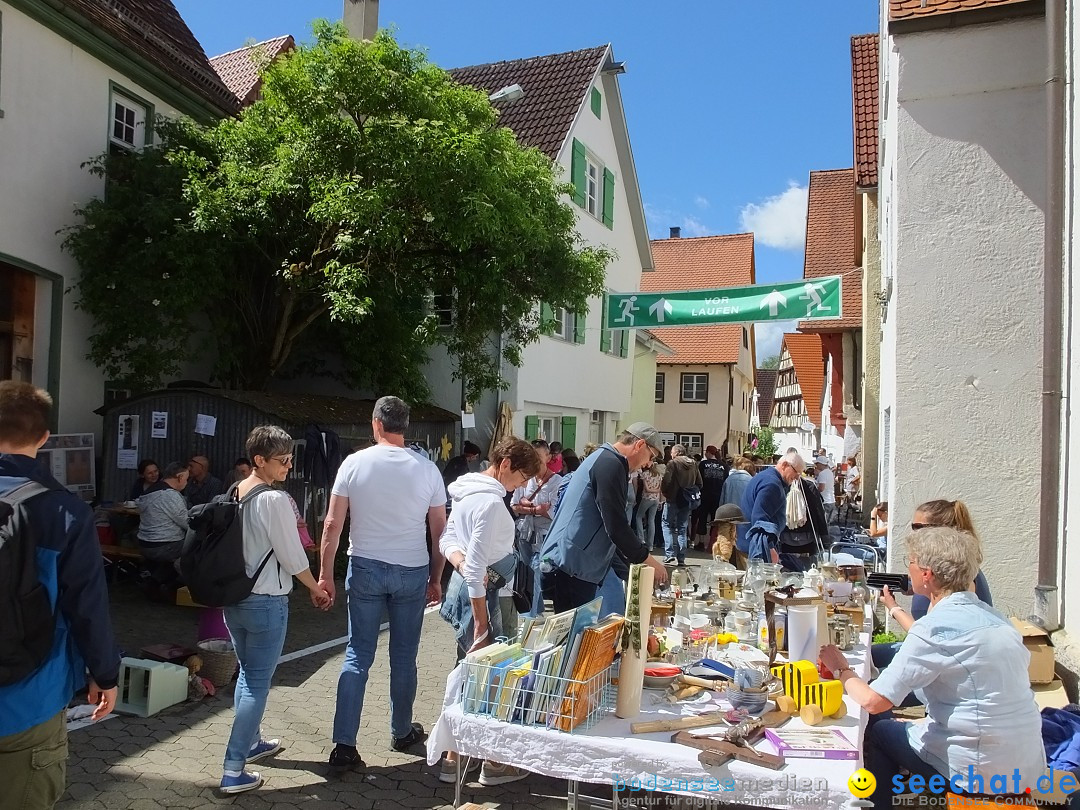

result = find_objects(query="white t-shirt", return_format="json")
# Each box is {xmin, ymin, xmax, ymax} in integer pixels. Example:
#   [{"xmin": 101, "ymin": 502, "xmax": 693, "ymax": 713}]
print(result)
[
  {"xmin": 332, "ymin": 444, "xmax": 447, "ymax": 567},
  {"xmin": 241, "ymin": 489, "xmax": 312, "ymax": 596},
  {"xmin": 845, "ymin": 465, "xmax": 860, "ymax": 494},
  {"xmin": 816, "ymin": 467, "xmax": 836, "ymax": 505}
]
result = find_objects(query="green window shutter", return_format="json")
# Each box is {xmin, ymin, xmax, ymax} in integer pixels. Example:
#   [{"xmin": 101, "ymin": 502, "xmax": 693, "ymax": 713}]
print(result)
[
  {"xmin": 570, "ymin": 139, "xmax": 587, "ymax": 208},
  {"xmin": 600, "ymin": 296, "xmax": 612, "ymax": 353},
  {"xmin": 525, "ymin": 416, "xmax": 539, "ymax": 441},
  {"xmin": 618, "ymin": 329, "xmax": 629, "ymax": 358},
  {"xmin": 602, "ymin": 168, "xmax": 615, "ymax": 229},
  {"xmin": 573, "ymin": 310, "xmax": 586, "ymax": 344},
  {"xmin": 540, "ymin": 302, "xmax": 553, "ymax": 334},
  {"xmin": 560, "ymin": 416, "xmax": 577, "ymax": 450},
  {"xmin": 591, "ymin": 88, "xmax": 602, "ymax": 119}
]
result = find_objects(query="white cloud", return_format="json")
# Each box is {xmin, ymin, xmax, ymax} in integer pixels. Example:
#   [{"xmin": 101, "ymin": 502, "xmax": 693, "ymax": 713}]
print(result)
[
  {"xmin": 644, "ymin": 203, "xmax": 711, "ymax": 239},
  {"xmin": 694, "ymin": 196, "xmax": 710, "ymax": 209},
  {"xmin": 753, "ymin": 320, "xmax": 797, "ymax": 366},
  {"xmin": 739, "ymin": 183, "xmax": 809, "ymax": 251}
]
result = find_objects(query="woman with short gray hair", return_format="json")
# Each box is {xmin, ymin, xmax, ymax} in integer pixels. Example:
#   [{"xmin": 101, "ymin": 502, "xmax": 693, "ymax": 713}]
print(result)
[{"xmin": 819, "ymin": 527, "xmax": 1044, "ymax": 809}]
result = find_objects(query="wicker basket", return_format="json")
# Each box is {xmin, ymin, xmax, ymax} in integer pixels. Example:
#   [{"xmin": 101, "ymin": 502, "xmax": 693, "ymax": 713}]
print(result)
[{"xmin": 196, "ymin": 638, "xmax": 238, "ymax": 687}]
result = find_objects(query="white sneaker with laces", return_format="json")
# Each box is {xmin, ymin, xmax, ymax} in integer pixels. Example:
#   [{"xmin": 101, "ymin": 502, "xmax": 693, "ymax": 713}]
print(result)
[{"xmin": 478, "ymin": 760, "xmax": 529, "ymax": 786}]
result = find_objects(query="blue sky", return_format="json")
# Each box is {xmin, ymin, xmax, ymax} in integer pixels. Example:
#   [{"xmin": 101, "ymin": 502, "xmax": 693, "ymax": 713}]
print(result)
[{"xmin": 175, "ymin": 0, "xmax": 878, "ymax": 358}]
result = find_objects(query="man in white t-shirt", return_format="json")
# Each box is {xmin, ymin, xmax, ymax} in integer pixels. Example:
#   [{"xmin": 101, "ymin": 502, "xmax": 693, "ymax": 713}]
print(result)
[
  {"xmin": 815, "ymin": 455, "xmax": 837, "ymax": 524},
  {"xmin": 318, "ymin": 396, "xmax": 447, "ymax": 768}
]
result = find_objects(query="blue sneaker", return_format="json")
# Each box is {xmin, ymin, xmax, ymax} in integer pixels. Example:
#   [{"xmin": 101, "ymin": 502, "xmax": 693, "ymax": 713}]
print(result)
[
  {"xmin": 247, "ymin": 739, "xmax": 282, "ymax": 763},
  {"xmin": 220, "ymin": 771, "xmax": 263, "ymax": 794}
]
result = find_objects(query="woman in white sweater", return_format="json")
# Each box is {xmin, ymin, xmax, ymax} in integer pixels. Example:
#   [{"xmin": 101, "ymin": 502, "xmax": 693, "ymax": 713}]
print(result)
[
  {"xmin": 439, "ymin": 438, "xmax": 541, "ymax": 657},
  {"xmin": 219, "ymin": 426, "xmax": 331, "ymax": 795}
]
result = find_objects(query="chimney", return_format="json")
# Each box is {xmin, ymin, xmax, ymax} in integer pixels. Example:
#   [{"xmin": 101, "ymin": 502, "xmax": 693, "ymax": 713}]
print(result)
[
  {"xmin": 344, "ymin": 0, "xmax": 379, "ymax": 40},
  {"xmin": 670, "ymin": 226, "xmax": 681, "ymax": 239}
]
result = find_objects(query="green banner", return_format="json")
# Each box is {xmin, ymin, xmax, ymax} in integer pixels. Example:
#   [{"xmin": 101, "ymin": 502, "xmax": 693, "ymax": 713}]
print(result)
[{"xmin": 604, "ymin": 276, "xmax": 842, "ymax": 329}]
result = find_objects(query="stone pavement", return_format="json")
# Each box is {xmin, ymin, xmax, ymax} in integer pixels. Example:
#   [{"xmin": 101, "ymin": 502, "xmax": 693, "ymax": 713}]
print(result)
[{"xmin": 56, "ymin": 588, "xmax": 617, "ymax": 810}]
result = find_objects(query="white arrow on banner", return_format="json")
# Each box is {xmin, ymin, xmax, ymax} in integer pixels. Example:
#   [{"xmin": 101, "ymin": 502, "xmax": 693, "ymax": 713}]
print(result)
[
  {"xmin": 649, "ymin": 298, "xmax": 673, "ymax": 323},
  {"xmin": 759, "ymin": 289, "xmax": 788, "ymax": 317}
]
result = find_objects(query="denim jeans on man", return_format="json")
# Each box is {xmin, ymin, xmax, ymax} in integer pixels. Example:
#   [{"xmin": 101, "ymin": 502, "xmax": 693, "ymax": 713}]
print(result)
[
  {"xmin": 662, "ymin": 502, "xmax": 691, "ymax": 561},
  {"xmin": 635, "ymin": 499, "xmax": 659, "ymax": 548},
  {"xmin": 333, "ymin": 557, "xmax": 428, "ymax": 745},
  {"xmin": 223, "ymin": 593, "xmax": 289, "ymax": 773}
]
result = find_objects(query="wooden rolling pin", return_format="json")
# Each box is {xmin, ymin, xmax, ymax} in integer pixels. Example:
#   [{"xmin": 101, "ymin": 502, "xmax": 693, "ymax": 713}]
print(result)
[{"xmin": 676, "ymin": 674, "xmax": 726, "ymax": 689}]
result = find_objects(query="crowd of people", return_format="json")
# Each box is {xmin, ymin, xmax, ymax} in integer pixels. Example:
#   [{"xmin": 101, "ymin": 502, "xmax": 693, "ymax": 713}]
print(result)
[{"xmin": 0, "ymin": 380, "xmax": 1054, "ymax": 808}]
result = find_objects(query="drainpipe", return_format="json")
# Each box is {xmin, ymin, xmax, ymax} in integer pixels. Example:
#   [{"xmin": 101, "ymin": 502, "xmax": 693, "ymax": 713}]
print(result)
[
  {"xmin": 726, "ymin": 365, "xmax": 734, "ymax": 450},
  {"xmin": 1036, "ymin": 0, "xmax": 1066, "ymax": 630}
]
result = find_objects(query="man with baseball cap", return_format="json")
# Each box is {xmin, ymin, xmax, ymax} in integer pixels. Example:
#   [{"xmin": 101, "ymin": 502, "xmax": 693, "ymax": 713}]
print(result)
[{"xmin": 539, "ymin": 423, "xmax": 669, "ymax": 611}]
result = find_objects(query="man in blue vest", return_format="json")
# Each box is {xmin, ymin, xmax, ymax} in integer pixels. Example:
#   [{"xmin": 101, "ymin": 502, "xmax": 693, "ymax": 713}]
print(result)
[
  {"xmin": 735, "ymin": 449, "xmax": 806, "ymax": 565},
  {"xmin": 0, "ymin": 381, "xmax": 119, "ymax": 810},
  {"xmin": 539, "ymin": 423, "xmax": 669, "ymax": 611}
]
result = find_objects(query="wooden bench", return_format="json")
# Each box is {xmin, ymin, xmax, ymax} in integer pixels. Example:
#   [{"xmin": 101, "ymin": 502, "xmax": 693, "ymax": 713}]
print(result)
[{"xmin": 99, "ymin": 544, "xmax": 142, "ymax": 561}]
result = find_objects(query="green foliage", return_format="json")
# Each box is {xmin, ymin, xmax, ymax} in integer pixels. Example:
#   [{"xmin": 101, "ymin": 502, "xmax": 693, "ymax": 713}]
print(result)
[
  {"xmin": 873, "ymin": 630, "xmax": 904, "ymax": 644},
  {"xmin": 760, "ymin": 355, "xmax": 780, "ymax": 369},
  {"xmin": 64, "ymin": 22, "xmax": 610, "ymax": 398},
  {"xmin": 748, "ymin": 426, "xmax": 778, "ymax": 458}
]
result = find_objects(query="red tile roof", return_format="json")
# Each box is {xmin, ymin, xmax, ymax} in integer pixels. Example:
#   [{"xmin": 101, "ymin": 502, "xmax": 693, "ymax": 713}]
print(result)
[
  {"xmin": 449, "ymin": 46, "xmax": 609, "ymax": 160},
  {"xmin": 62, "ymin": 0, "xmax": 240, "ymax": 116},
  {"xmin": 782, "ymin": 333, "xmax": 825, "ymax": 427},
  {"xmin": 890, "ymin": 0, "xmax": 1034, "ymax": 21},
  {"xmin": 799, "ymin": 169, "xmax": 862, "ymax": 332},
  {"xmin": 210, "ymin": 36, "xmax": 295, "ymax": 107},
  {"xmin": 851, "ymin": 35, "xmax": 879, "ymax": 189},
  {"xmin": 644, "ymin": 234, "xmax": 756, "ymax": 365},
  {"xmin": 754, "ymin": 368, "xmax": 778, "ymax": 428}
]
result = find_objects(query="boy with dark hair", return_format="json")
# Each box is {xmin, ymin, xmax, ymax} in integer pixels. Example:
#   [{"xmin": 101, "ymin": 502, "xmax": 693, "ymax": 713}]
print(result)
[{"xmin": 0, "ymin": 381, "xmax": 119, "ymax": 809}]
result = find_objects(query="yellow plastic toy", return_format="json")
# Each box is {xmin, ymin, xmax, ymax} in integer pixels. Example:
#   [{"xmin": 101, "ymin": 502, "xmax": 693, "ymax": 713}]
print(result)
[
  {"xmin": 801, "ymin": 679, "xmax": 845, "ymax": 717},
  {"xmin": 770, "ymin": 660, "xmax": 819, "ymax": 705}
]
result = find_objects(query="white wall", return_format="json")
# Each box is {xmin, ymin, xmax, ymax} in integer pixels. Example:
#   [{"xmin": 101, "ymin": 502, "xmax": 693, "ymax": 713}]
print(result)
[
  {"xmin": 513, "ymin": 75, "xmax": 643, "ymax": 426},
  {"xmin": 0, "ymin": 3, "xmax": 186, "ymax": 435},
  {"xmin": 881, "ymin": 17, "xmax": 1046, "ymax": 612}
]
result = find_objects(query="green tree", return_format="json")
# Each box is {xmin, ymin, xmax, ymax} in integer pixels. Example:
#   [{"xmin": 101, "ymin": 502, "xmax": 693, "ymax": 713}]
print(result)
[
  {"xmin": 760, "ymin": 355, "xmax": 780, "ymax": 369},
  {"xmin": 749, "ymin": 426, "xmax": 777, "ymax": 458},
  {"xmin": 65, "ymin": 23, "xmax": 610, "ymax": 400}
]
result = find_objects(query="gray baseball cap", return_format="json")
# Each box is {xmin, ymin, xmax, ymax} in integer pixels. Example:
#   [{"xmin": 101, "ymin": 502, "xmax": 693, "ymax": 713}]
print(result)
[{"xmin": 625, "ymin": 422, "xmax": 664, "ymax": 456}]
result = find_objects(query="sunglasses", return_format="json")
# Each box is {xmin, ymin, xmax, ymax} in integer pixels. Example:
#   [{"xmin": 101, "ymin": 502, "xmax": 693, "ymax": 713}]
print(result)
[
  {"xmin": 910, "ymin": 522, "xmax": 936, "ymax": 531},
  {"xmin": 271, "ymin": 455, "xmax": 294, "ymax": 465}
]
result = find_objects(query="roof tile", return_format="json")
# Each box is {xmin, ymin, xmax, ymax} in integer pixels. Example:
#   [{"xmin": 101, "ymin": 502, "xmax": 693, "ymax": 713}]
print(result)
[
  {"xmin": 754, "ymin": 368, "xmax": 778, "ymax": 428},
  {"xmin": 644, "ymin": 234, "xmax": 756, "ymax": 365},
  {"xmin": 449, "ymin": 46, "xmax": 609, "ymax": 160},
  {"xmin": 210, "ymin": 36, "xmax": 295, "ymax": 107},
  {"xmin": 889, "ymin": 0, "xmax": 1033, "ymax": 21},
  {"xmin": 851, "ymin": 34, "xmax": 879, "ymax": 188},
  {"xmin": 798, "ymin": 169, "xmax": 862, "ymax": 331},
  {"xmin": 62, "ymin": 0, "xmax": 240, "ymax": 115},
  {"xmin": 782, "ymin": 333, "xmax": 825, "ymax": 427}
]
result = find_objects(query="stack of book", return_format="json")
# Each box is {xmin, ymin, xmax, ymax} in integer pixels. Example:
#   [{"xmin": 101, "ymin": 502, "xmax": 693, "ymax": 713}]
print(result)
[{"xmin": 460, "ymin": 597, "xmax": 625, "ymax": 732}]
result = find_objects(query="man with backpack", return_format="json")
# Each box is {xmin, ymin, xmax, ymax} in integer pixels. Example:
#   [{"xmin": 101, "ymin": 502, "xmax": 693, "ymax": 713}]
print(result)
[
  {"xmin": 660, "ymin": 444, "xmax": 702, "ymax": 565},
  {"xmin": 0, "ymin": 381, "xmax": 119, "ymax": 810}
]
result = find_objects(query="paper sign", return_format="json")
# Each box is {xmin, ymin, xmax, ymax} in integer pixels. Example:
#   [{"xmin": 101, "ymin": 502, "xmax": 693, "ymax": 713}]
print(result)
[
  {"xmin": 117, "ymin": 415, "xmax": 140, "ymax": 470},
  {"xmin": 195, "ymin": 414, "xmax": 217, "ymax": 436},
  {"xmin": 461, "ymin": 411, "xmax": 476, "ymax": 429},
  {"xmin": 151, "ymin": 411, "xmax": 168, "ymax": 439}
]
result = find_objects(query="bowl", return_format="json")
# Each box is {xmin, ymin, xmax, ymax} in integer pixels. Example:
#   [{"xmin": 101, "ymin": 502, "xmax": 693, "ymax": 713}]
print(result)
[
  {"xmin": 726, "ymin": 685, "xmax": 770, "ymax": 715},
  {"xmin": 643, "ymin": 664, "xmax": 681, "ymax": 690}
]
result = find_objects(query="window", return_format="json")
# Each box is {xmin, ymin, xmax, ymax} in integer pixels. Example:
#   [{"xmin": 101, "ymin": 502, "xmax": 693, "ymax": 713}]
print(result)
[
  {"xmin": 108, "ymin": 84, "xmax": 152, "ymax": 155},
  {"xmin": 570, "ymin": 139, "xmax": 615, "ymax": 229},
  {"xmin": 655, "ymin": 372, "xmax": 666, "ymax": 403},
  {"xmin": 432, "ymin": 290, "xmax": 453, "ymax": 327},
  {"xmin": 743, "ymin": 327, "xmax": 748, "ymax": 349},
  {"xmin": 553, "ymin": 307, "xmax": 574, "ymax": 341},
  {"xmin": 675, "ymin": 433, "xmax": 704, "ymax": 455},
  {"xmin": 539, "ymin": 417, "xmax": 558, "ymax": 443},
  {"xmin": 680, "ymin": 373, "xmax": 708, "ymax": 403}
]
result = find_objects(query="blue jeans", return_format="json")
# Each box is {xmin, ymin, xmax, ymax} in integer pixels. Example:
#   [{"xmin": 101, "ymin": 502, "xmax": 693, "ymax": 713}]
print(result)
[
  {"xmin": 597, "ymin": 567, "xmax": 626, "ymax": 616},
  {"xmin": 864, "ymin": 716, "xmax": 945, "ymax": 810},
  {"xmin": 223, "ymin": 593, "xmax": 289, "ymax": 772},
  {"xmin": 662, "ymin": 503, "xmax": 690, "ymax": 561},
  {"xmin": 519, "ymin": 529, "xmax": 547, "ymax": 619},
  {"xmin": 333, "ymin": 557, "xmax": 429, "ymax": 744},
  {"xmin": 635, "ymin": 499, "xmax": 659, "ymax": 548}
]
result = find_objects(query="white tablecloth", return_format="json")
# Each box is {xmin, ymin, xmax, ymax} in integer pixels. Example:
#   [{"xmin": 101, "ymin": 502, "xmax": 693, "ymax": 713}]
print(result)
[{"xmin": 427, "ymin": 639, "xmax": 872, "ymax": 810}]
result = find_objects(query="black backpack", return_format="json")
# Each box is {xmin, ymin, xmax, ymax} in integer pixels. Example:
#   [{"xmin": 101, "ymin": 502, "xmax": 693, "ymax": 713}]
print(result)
[
  {"xmin": 180, "ymin": 483, "xmax": 274, "ymax": 608},
  {"xmin": 0, "ymin": 481, "xmax": 55, "ymax": 686}
]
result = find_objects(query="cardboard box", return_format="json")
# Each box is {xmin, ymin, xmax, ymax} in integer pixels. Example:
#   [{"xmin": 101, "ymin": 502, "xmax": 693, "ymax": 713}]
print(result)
[
  {"xmin": 1032, "ymin": 678, "xmax": 1070, "ymax": 710},
  {"xmin": 1010, "ymin": 618, "xmax": 1055, "ymax": 685}
]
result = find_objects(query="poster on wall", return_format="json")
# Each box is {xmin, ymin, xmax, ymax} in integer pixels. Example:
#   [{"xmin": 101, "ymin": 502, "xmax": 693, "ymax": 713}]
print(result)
[
  {"xmin": 37, "ymin": 433, "xmax": 96, "ymax": 498},
  {"xmin": 151, "ymin": 411, "xmax": 168, "ymax": 439},
  {"xmin": 195, "ymin": 413, "xmax": 217, "ymax": 436},
  {"xmin": 117, "ymin": 415, "xmax": 140, "ymax": 470}
]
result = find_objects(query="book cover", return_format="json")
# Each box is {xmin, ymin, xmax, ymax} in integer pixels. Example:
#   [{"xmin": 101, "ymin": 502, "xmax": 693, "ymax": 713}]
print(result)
[
  {"xmin": 554, "ymin": 615, "xmax": 625, "ymax": 731},
  {"xmin": 764, "ymin": 728, "xmax": 859, "ymax": 760},
  {"xmin": 556, "ymin": 596, "xmax": 603, "ymax": 681},
  {"xmin": 537, "ymin": 606, "xmax": 580, "ymax": 649}
]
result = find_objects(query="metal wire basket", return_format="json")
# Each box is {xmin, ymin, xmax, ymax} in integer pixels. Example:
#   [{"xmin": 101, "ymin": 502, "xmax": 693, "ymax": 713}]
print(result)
[{"xmin": 460, "ymin": 660, "xmax": 616, "ymax": 734}]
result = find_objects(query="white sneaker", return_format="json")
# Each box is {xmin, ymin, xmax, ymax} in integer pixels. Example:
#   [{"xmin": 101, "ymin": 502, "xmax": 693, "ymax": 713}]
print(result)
[{"xmin": 478, "ymin": 760, "xmax": 529, "ymax": 786}]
